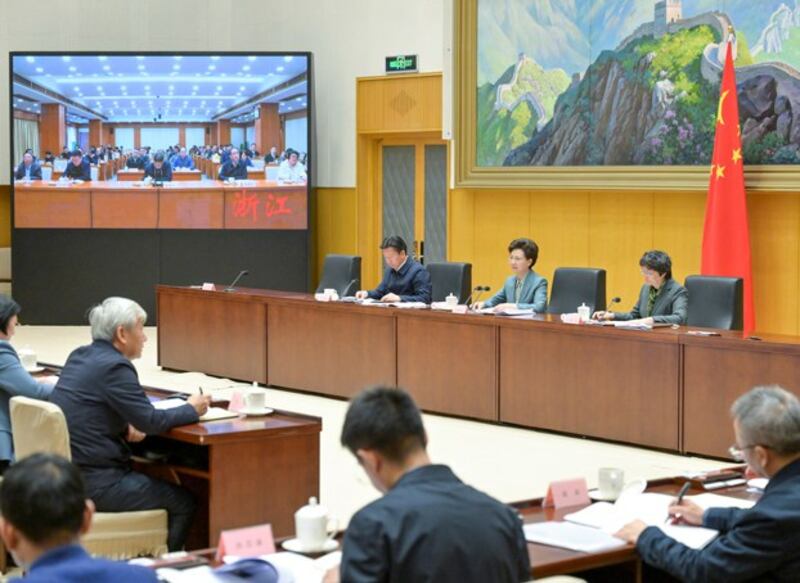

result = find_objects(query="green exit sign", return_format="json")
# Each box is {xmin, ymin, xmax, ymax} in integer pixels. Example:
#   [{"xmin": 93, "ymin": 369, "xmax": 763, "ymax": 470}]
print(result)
[{"xmin": 385, "ymin": 55, "xmax": 418, "ymax": 74}]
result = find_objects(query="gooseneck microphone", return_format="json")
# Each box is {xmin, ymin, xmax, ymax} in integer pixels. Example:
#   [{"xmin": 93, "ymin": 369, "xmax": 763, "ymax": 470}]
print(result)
[
  {"xmin": 224, "ymin": 270, "xmax": 249, "ymax": 293},
  {"xmin": 465, "ymin": 285, "xmax": 491, "ymax": 307},
  {"xmin": 605, "ymin": 296, "xmax": 621, "ymax": 312}
]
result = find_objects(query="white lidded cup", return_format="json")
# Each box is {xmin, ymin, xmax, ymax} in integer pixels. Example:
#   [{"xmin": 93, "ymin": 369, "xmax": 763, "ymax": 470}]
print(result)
[{"xmin": 294, "ymin": 496, "xmax": 338, "ymax": 552}]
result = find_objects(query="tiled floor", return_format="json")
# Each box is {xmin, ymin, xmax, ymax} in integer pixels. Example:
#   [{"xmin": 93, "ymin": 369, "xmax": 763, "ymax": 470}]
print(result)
[{"xmin": 13, "ymin": 325, "xmax": 730, "ymax": 529}]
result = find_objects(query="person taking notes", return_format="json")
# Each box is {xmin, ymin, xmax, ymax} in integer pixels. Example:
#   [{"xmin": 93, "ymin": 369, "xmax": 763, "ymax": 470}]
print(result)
[
  {"xmin": 593, "ymin": 250, "xmax": 687, "ymax": 325},
  {"xmin": 616, "ymin": 386, "xmax": 800, "ymax": 581},
  {"xmin": 355, "ymin": 236, "xmax": 432, "ymax": 304}
]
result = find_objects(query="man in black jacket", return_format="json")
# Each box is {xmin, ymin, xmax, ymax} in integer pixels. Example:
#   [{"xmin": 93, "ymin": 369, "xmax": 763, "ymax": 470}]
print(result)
[
  {"xmin": 330, "ymin": 386, "xmax": 530, "ymax": 583},
  {"xmin": 617, "ymin": 385, "xmax": 800, "ymax": 581},
  {"xmin": 14, "ymin": 151, "xmax": 42, "ymax": 180},
  {"xmin": 50, "ymin": 297, "xmax": 211, "ymax": 551},
  {"xmin": 63, "ymin": 150, "xmax": 91, "ymax": 181},
  {"xmin": 218, "ymin": 147, "xmax": 248, "ymax": 180}
]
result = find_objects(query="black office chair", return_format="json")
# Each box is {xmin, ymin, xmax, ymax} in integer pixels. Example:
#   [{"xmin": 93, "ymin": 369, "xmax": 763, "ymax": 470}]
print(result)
[
  {"xmin": 685, "ymin": 275, "xmax": 743, "ymax": 330},
  {"xmin": 316, "ymin": 254, "xmax": 361, "ymax": 297},
  {"xmin": 426, "ymin": 262, "xmax": 472, "ymax": 303},
  {"xmin": 547, "ymin": 267, "xmax": 607, "ymax": 314}
]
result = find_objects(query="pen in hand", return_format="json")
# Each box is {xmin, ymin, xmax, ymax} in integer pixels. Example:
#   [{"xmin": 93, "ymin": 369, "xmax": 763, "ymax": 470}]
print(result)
[{"xmin": 666, "ymin": 481, "xmax": 692, "ymax": 524}]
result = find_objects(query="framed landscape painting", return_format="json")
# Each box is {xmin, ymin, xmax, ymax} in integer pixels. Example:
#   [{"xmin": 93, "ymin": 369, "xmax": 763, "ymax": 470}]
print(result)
[{"xmin": 455, "ymin": 0, "xmax": 800, "ymax": 190}]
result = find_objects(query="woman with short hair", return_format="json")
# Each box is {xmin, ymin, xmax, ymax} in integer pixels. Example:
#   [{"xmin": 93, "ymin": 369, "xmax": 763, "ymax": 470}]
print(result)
[{"xmin": 473, "ymin": 238, "xmax": 548, "ymax": 313}]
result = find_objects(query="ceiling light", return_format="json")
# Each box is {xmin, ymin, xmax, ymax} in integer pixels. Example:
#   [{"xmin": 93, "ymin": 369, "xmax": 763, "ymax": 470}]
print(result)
[
  {"xmin": 98, "ymin": 56, "xmax": 107, "ymax": 61},
  {"xmin": 208, "ymin": 64, "xmax": 216, "ymax": 71},
  {"xmin": 138, "ymin": 64, "xmax": 145, "ymax": 70},
  {"xmin": 242, "ymin": 65, "xmax": 250, "ymax": 71},
  {"xmin": 62, "ymin": 56, "xmax": 71, "ymax": 62},
  {"xmin": 173, "ymin": 64, "xmax": 180, "ymax": 70},
  {"xmin": 103, "ymin": 65, "xmax": 110, "ymax": 71},
  {"xmin": 96, "ymin": 86, "xmax": 103, "ymax": 91},
  {"xmin": 174, "ymin": 56, "xmax": 183, "ymax": 60},
  {"xmin": 136, "ymin": 56, "xmax": 145, "ymax": 60},
  {"xmin": 69, "ymin": 66, "xmax": 77, "ymax": 72},
  {"xmin": 277, "ymin": 66, "xmax": 285, "ymax": 72},
  {"xmin": 240, "ymin": 86, "xmax": 246, "ymax": 91},
  {"xmin": 26, "ymin": 56, "xmax": 35, "ymax": 63},
  {"xmin": 211, "ymin": 56, "xmax": 220, "ymax": 61},
  {"xmin": 284, "ymin": 56, "xmax": 294, "ymax": 62},
  {"xmin": 144, "ymin": 85, "xmax": 151, "ymax": 90},
  {"xmin": 35, "ymin": 67, "xmax": 44, "ymax": 73}
]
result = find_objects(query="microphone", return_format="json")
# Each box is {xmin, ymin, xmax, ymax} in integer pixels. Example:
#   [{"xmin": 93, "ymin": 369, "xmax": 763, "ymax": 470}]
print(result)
[
  {"xmin": 342, "ymin": 279, "xmax": 359, "ymax": 297},
  {"xmin": 224, "ymin": 270, "xmax": 249, "ymax": 293},
  {"xmin": 605, "ymin": 296, "xmax": 621, "ymax": 312},
  {"xmin": 465, "ymin": 285, "xmax": 491, "ymax": 307}
]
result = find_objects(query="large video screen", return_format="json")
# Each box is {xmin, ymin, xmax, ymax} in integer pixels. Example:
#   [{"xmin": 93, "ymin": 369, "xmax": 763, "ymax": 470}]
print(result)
[{"xmin": 10, "ymin": 53, "xmax": 310, "ymax": 230}]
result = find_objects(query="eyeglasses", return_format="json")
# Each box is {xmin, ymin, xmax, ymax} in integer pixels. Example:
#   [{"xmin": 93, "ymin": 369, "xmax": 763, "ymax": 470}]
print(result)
[{"xmin": 728, "ymin": 443, "xmax": 765, "ymax": 461}]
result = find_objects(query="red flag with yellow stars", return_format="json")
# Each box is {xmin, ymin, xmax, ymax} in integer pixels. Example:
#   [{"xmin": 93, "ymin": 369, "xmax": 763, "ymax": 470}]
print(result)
[{"xmin": 701, "ymin": 39, "xmax": 755, "ymax": 333}]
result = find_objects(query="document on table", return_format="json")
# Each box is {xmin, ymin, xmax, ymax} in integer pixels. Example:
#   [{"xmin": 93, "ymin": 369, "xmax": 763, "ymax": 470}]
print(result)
[
  {"xmin": 523, "ymin": 521, "xmax": 627, "ymax": 553},
  {"xmin": 564, "ymin": 492, "xmax": 720, "ymax": 549},
  {"xmin": 153, "ymin": 399, "xmax": 239, "ymax": 422}
]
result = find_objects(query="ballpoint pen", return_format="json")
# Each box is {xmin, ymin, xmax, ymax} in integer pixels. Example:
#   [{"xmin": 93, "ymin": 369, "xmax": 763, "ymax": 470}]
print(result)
[{"xmin": 666, "ymin": 481, "xmax": 692, "ymax": 524}]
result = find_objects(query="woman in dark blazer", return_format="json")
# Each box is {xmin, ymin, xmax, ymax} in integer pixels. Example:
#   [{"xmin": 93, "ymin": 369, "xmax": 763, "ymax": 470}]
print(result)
[
  {"xmin": 473, "ymin": 238, "xmax": 548, "ymax": 313},
  {"xmin": 593, "ymin": 250, "xmax": 688, "ymax": 325}
]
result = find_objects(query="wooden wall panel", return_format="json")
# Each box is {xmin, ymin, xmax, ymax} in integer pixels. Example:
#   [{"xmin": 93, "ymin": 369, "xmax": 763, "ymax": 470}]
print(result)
[
  {"xmin": 357, "ymin": 73, "xmax": 442, "ymax": 134},
  {"xmin": 314, "ymin": 188, "xmax": 358, "ymax": 284},
  {"xmin": 0, "ymin": 186, "xmax": 10, "ymax": 247}
]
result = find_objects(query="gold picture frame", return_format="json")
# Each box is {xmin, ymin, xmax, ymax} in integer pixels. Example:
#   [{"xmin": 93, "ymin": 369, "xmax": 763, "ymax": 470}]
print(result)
[{"xmin": 454, "ymin": 0, "xmax": 800, "ymax": 191}]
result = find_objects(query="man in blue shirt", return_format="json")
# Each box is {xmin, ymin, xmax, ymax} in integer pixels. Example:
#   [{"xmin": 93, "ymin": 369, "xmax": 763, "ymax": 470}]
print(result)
[
  {"xmin": 171, "ymin": 146, "xmax": 195, "ymax": 170},
  {"xmin": 14, "ymin": 152, "xmax": 42, "ymax": 181},
  {"xmin": 0, "ymin": 453, "xmax": 158, "ymax": 582},
  {"xmin": 63, "ymin": 150, "xmax": 91, "ymax": 181},
  {"xmin": 616, "ymin": 385, "xmax": 800, "ymax": 581},
  {"xmin": 355, "ymin": 236, "xmax": 432, "ymax": 303},
  {"xmin": 328, "ymin": 387, "xmax": 530, "ymax": 582}
]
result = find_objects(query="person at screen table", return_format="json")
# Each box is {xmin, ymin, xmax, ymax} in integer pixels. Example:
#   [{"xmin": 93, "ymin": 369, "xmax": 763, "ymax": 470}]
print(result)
[
  {"xmin": 264, "ymin": 146, "xmax": 280, "ymax": 164},
  {"xmin": 63, "ymin": 150, "xmax": 91, "ymax": 181},
  {"xmin": 14, "ymin": 152, "xmax": 42, "ymax": 181},
  {"xmin": 218, "ymin": 148, "xmax": 248, "ymax": 181},
  {"xmin": 355, "ymin": 236, "xmax": 431, "ymax": 304},
  {"xmin": 276, "ymin": 149, "xmax": 307, "ymax": 183},
  {"xmin": 240, "ymin": 149, "xmax": 254, "ymax": 168},
  {"xmin": 143, "ymin": 151, "xmax": 173, "ymax": 182},
  {"xmin": 171, "ymin": 146, "xmax": 194, "ymax": 170},
  {"xmin": 472, "ymin": 238, "xmax": 547, "ymax": 313},
  {"xmin": 0, "ymin": 295, "xmax": 55, "ymax": 473},
  {"xmin": 616, "ymin": 385, "xmax": 800, "ymax": 581},
  {"xmin": 592, "ymin": 249, "xmax": 687, "ymax": 325}
]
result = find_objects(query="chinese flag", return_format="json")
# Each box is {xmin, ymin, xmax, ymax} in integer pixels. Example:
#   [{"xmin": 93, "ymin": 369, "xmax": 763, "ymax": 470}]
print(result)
[{"xmin": 701, "ymin": 40, "xmax": 755, "ymax": 333}]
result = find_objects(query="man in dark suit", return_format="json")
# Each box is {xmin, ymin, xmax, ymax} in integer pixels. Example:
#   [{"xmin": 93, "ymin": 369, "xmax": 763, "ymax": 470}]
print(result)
[
  {"xmin": 126, "ymin": 148, "xmax": 143, "ymax": 169},
  {"xmin": 143, "ymin": 151, "xmax": 173, "ymax": 182},
  {"xmin": 329, "ymin": 386, "xmax": 531, "ymax": 583},
  {"xmin": 355, "ymin": 236, "xmax": 432, "ymax": 303},
  {"xmin": 263, "ymin": 146, "xmax": 280, "ymax": 164},
  {"xmin": 14, "ymin": 151, "xmax": 42, "ymax": 180},
  {"xmin": 63, "ymin": 150, "xmax": 91, "ymax": 181},
  {"xmin": 218, "ymin": 147, "xmax": 248, "ymax": 180},
  {"xmin": 50, "ymin": 297, "xmax": 211, "ymax": 551},
  {"xmin": 0, "ymin": 453, "xmax": 158, "ymax": 582},
  {"xmin": 617, "ymin": 385, "xmax": 800, "ymax": 581}
]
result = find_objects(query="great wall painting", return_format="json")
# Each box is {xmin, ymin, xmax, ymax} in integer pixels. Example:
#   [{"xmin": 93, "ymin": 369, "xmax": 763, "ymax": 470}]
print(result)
[{"xmin": 477, "ymin": 0, "xmax": 800, "ymax": 167}]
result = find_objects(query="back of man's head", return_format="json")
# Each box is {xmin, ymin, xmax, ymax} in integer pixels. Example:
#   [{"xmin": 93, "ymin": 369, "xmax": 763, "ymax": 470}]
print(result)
[
  {"xmin": 733, "ymin": 386, "xmax": 800, "ymax": 456},
  {"xmin": 341, "ymin": 386, "xmax": 427, "ymax": 463},
  {"xmin": 0, "ymin": 454, "xmax": 86, "ymax": 545}
]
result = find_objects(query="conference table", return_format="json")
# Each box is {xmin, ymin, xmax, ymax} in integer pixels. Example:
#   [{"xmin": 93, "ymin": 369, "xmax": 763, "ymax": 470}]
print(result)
[
  {"xmin": 156, "ymin": 286, "xmax": 800, "ymax": 460},
  {"xmin": 13, "ymin": 180, "xmax": 308, "ymax": 230}
]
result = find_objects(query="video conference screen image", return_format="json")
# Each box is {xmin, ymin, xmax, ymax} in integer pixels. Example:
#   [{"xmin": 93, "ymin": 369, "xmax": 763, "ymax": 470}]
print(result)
[{"xmin": 11, "ymin": 53, "xmax": 310, "ymax": 230}]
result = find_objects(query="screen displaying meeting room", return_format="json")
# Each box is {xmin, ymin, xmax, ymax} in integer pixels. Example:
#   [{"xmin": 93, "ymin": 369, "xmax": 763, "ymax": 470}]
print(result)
[{"xmin": 9, "ymin": 52, "xmax": 312, "ymax": 323}]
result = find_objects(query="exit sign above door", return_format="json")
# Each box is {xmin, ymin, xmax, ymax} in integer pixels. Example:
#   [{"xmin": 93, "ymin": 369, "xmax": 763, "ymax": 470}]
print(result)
[{"xmin": 385, "ymin": 55, "xmax": 418, "ymax": 74}]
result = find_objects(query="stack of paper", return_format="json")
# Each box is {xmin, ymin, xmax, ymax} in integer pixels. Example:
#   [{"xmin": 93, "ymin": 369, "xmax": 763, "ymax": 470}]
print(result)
[{"xmin": 523, "ymin": 521, "xmax": 626, "ymax": 553}]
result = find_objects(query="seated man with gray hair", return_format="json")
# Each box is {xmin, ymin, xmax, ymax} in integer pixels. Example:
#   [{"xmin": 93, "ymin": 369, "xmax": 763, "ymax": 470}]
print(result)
[
  {"xmin": 616, "ymin": 385, "xmax": 800, "ymax": 581},
  {"xmin": 50, "ymin": 297, "xmax": 211, "ymax": 551}
]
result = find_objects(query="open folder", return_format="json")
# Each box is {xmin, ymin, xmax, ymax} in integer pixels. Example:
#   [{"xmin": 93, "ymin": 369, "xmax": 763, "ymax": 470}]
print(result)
[{"xmin": 153, "ymin": 398, "xmax": 239, "ymax": 422}]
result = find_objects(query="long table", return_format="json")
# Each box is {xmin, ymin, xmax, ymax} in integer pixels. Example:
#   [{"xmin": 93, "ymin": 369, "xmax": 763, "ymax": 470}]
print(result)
[
  {"xmin": 156, "ymin": 286, "xmax": 800, "ymax": 459},
  {"xmin": 14, "ymin": 180, "xmax": 307, "ymax": 230}
]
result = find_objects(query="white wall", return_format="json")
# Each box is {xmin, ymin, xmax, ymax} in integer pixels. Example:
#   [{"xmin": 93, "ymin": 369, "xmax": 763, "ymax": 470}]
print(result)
[
  {"xmin": 285, "ymin": 117, "xmax": 308, "ymax": 155},
  {"xmin": 114, "ymin": 127, "xmax": 135, "ymax": 150},
  {"xmin": 184, "ymin": 127, "xmax": 205, "ymax": 148},
  {"xmin": 0, "ymin": 0, "xmax": 445, "ymax": 186},
  {"xmin": 230, "ymin": 127, "xmax": 245, "ymax": 150},
  {"xmin": 140, "ymin": 127, "xmax": 180, "ymax": 152}
]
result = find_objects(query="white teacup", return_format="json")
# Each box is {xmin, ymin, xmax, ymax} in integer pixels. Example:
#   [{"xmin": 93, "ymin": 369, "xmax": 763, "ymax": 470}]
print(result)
[
  {"xmin": 598, "ymin": 467, "xmax": 625, "ymax": 499},
  {"xmin": 295, "ymin": 497, "xmax": 338, "ymax": 552},
  {"xmin": 244, "ymin": 388, "xmax": 267, "ymax": 410},
  {"xmin": 445, "ymin": 293, "xmax": 458, "ymax": 307},
  {"xmin": 18, "ymin": 348, "xmax": 37, "ymax": 370}
]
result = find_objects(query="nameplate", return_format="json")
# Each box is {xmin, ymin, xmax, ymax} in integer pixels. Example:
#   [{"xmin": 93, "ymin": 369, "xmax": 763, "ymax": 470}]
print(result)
[
  {"xmin": 215, "ymin": 523, "xmax": 275, "ymax": 561},
  {"xmin": 202, "ymin": 283, "xmax": 216, "ymax": 291},
  {"xmin": 228, "ymin": 390, "xmax": 244, "ymax": 412},
  {"xmin": 452, "ymin": 305, "xmax": 469, "ymax": 314},
  {"xmin": 542, "ymin": 478, "xmax": 590, "ymax": 509}
]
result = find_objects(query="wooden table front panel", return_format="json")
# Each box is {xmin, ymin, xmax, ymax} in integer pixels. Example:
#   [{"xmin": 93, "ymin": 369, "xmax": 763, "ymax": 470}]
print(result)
[
  {"xmin": 91, "ymin": 189, "xmax": 158, "ymax": 228},
  {"xmin": 683, "ymin": 341, "xmax": 800, "ymax": 458},
  {"xmin": 207, "ymin": 432, "xmax": 319, "ymax": 542},
  {"xmin": 158, "ymin": 185, "xmax": 225, "ymax": 229},
  {"xmin": 268, "ymin": 303, "xmax": 396, "ymax": 398},
  {"xmin": 117, "ymin": 170, "xmax": 144, "ymax": 181},
  {"xmin": 14, "ymin": 186, "xmax": 92, "ymax": 228},
  {"xmin": 172, "ymin": 171, "xmax": 203, "ymax": 181},
  {"xmin": 158, "ymin": 290, "xmax": 267, "ymax": 383},
  {"xmin": 223, "ymin": 185, "xmax": 308, "ymax": 230},
  {"xmin": 397, "ymin": 315, "xmax": 498, "ymax": 420},
  {"xmin": 500, "ymin": 326, "xmax": 680, "ymax": 449}
]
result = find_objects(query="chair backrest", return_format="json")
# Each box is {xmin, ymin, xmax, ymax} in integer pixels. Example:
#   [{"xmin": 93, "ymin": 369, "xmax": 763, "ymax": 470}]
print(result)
[
  {"xmin": 10, "ymin": 396, "xmax": 71, "ymax": 460},
  {"xmin": 265, "ymin": 166, "xmax": 280, "ymax": 181},
  {"xmin": 426, "ymin": 262, "xmax": 472, "ymax": 303},
  {"xmin": 685, "ymin": 275, "xmax": 743, "ymax": 330},
  {"xmin": 547, "ymin": 267, "xmax": 607, "ymax": 314},
  {"xmin": 316, "ymin": 254, "xmax": 362, "ymax": 296}
]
